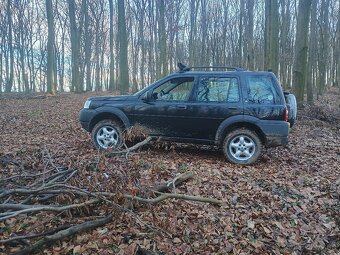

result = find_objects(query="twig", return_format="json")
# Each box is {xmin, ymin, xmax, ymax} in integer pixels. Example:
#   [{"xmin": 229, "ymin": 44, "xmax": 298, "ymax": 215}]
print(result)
[
  {"xmin": 151, "ymin": 172, "xmax": 194, "ymax": 193},
  {"xmin": 13, "ymin": 214, "xmax": 113, "ymax": 255},
  {"xmin": 113, "ymin": 136, "xmax": 152, "ymax": 157}
]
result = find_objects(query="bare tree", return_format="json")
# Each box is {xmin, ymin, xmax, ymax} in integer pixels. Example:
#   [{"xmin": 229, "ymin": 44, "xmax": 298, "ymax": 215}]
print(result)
[
  {"xmin": 317, "ymin": 0, "xmax": 331, "ymax": 95},
  {"xmin": 68, "ymin": 0, "xmax": 85, "ymax": 92},
  {"xmin": 6, "ymin": 0, "xmax": 14, "ymax": 92},
  {"xmin": 293, "ymin": 0, "xmax": 312, "ymax": 107},
  {"xmin": 46, "ymin": 0, "xmax": 56, "ymax": 95},
  {"xmin": 306, "ymin": 0, "xmax": 318, "ymax": 104},
  {"xmin": 108, "ymin": 0, "xmax": 115, "ymax": 91},
  {"xmin": 117, "ymin": 0, "xmax": 129, "ymax": 94},
  {"xmin": 264, "ymin": 0, "xmax": 279, "ymax": 75}
]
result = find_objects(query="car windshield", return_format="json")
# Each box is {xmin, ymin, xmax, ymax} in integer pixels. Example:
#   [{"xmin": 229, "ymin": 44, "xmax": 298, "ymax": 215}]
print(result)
[
  {"xmin": 133, "ymin": 85, "xmax": 150, "ymax": 97},
  {"xmin": 133, "ymin": 78, "xmax": 162, "ymax": 97}
]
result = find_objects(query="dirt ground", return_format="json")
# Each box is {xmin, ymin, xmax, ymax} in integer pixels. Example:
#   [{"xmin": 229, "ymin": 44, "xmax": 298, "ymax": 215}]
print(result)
[{"xmin": 0, "ymin": 89, "xmax": 339, "ymax": 254}]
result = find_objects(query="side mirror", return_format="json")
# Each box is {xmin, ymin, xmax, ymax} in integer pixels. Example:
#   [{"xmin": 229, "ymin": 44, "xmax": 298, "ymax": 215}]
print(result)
[{"xmin": 142, "ymin": 90, "xmax": 152, "ymax": 102}]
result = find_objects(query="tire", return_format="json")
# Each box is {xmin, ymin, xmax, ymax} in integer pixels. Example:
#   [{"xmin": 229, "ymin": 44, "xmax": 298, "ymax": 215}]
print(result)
[
  {"xmin": 285, "ymin": 94, "xmax": 297, "ymax": 128},
  {"xmin": 91, "ymin": 120, "xmax": 123, "ymax": 150},
  {"xmin": 223, "ymin": 129, "xmax": 262, "ymax": 165}
]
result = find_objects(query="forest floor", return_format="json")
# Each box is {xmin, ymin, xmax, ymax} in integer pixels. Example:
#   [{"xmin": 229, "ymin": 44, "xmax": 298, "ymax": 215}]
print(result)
[{"xmin": 0, "ymin": 88, "xmax": 339, "ymax": 255}]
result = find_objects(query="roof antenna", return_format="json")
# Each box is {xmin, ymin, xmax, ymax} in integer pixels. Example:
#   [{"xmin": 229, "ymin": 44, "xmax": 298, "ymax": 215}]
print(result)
[{"xmin": 177, "ymin": 63, "xmax": 191, "ymax": 72}]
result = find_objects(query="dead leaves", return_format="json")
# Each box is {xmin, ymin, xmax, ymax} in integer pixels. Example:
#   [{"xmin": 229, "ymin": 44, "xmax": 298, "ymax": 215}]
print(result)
[{"xmin": 1, "ymin": 91, "xmax": 340, "ymax": 254}]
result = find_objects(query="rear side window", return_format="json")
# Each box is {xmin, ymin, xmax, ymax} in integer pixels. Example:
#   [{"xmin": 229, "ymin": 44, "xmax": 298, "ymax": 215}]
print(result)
[
  {"xmin": 196, "ymin": 77, "xmax": 240, "ymax": 103},
  {"xmin": 246, "ymin": 75, "xmax": 280, "ymax": 104}
]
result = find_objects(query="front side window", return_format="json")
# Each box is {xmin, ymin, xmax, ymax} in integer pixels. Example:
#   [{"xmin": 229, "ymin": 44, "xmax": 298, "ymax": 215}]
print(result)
[
  {"xmin": 246, "ymin": 76, "xmax": 279, "ymax": 104},
  {"xmin": 196, "ymin": 77, "xmax": 240, "ymax": 103},
  {"xmin": 152, "ymin": 77, "xmax": 194, "ymax": 101}
]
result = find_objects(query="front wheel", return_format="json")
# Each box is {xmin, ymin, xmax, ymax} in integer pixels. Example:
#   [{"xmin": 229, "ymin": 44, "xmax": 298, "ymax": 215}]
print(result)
[
  {"xmin": 91, "ymin": 120, "xmax": 123, "ymax": 150},
  {"xmin": 223, "ymin": 129, "xmax": 262, "ymax": 165}
]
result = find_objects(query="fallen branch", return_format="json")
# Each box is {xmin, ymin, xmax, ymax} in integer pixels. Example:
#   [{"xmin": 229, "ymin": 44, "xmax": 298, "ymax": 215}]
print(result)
[
  {"xmin": 1, "ymin": 171, "xmax": 221, "ymax": 222},
  {"xmin": 13, "ymin": 214, "xmax": 113, "ymax": 255},
  {"xmin": 0, "ymin": 224, "xmax": 71, "ymax": 244},
  {"xmin": 90, "ymin": 191, "xmax": 222, "ymax": 205},
  {"xmin": 113, "ymin": 136, "xmax": 152, "ymax": 155},
  {"xmin": 0, "ymin": 199, "xmax": 100, "ymax": 221},
  {"xmin": 139, "ymin": 192, "xmax": 223, "ymax": 205},
  {"xmin": 152, "ymin": 172, "xmax": 194, "ymax": 193}
]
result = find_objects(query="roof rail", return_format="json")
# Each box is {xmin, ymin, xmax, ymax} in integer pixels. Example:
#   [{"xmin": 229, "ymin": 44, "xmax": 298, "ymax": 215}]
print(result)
[{"xmin": 177, "ymin": 63, "xmax": 245, "ymax": 72}]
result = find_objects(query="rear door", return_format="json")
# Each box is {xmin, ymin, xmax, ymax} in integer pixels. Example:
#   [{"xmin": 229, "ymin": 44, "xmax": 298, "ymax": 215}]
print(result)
[{"xmin": 187, "ymin": 75, "xmax": 243, "ymax": 140}]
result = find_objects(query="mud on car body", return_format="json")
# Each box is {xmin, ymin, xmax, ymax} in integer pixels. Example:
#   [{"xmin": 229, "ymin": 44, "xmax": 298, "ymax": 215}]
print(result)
[{"xmin": 80, "ymin": 64, "xmax": 296, "ymax": 165}]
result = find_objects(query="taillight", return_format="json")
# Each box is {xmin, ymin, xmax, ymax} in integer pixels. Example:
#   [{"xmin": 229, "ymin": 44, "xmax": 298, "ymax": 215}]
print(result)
[{"xmin": 284, "ymin": 108, "xmax": 288, "ymax": 122}]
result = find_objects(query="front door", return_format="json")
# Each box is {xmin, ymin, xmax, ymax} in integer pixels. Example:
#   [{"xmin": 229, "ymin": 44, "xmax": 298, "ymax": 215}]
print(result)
[{"xmin": 132, "ymin": 76, "xmax": 196, "ymax": 138}]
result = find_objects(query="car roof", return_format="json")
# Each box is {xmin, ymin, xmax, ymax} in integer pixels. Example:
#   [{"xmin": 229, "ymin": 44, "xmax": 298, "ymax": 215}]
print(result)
[{"xmin": 168, "ymin": 71, "xmax": 275, "ymax": 76}]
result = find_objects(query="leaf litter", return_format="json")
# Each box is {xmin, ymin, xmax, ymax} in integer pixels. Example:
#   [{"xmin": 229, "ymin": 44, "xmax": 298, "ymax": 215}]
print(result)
[{"xmin": 0, "ymin": 89, "xmax": 339, "ymax": 254}]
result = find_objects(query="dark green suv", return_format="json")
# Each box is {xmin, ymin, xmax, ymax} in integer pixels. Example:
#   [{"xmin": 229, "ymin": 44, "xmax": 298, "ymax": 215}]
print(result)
[{"xmin": 80, "ymin": 64, "xmax": 296, "ymax": 165}]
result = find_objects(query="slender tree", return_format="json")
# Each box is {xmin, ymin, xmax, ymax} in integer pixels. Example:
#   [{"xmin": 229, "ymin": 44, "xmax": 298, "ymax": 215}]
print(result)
[
  {"xmin": 46, "ymin": 0, "xmax": 56, "ymax": 95},
  {"xmin": 318, "ymin": 0, "xmax": 331, "ymax": 95},
  {"xmin": 117, "ymin": 0, "xmax": 129, "ymax": 94},
  {"xmin": 306, "ymin": 0, "xmax": 318, "ymax": 104},
  {"xmin": 158, "ymin": 0, "xmax": 168, "ymax": 76},
  {"xmin": 245, "ymin": 0, "xmax": 254, "ymax": 70},
  {"xmin": 264, "ymin": 0, "xmax": 279, "ymax": 75},
  {"xmin": 6, "ymin": 0, "xmax": 14, "ymax": 92},
  {"xmin": 68, "ymin": 0, "xmax": 83, "ymax": 92},
  {"xmin": 336, "ymin": 6, "xmax": 340, "ymax": 87},
  {"xmin": 108, "ymin": 0, "xmax": 115, "ymax": 91},
  {"xmin": 292, "ymin": 0, "xmax": 312, "ymax": 107}
]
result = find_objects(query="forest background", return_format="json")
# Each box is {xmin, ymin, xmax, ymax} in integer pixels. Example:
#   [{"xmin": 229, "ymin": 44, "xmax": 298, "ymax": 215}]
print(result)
[
  {"xmin": 0, "ymin": 0, "xmax": 339, "ymax": 107},
  {"xmin": 1, "ymin": 1, "xmax": 340, "ymax": 254}
]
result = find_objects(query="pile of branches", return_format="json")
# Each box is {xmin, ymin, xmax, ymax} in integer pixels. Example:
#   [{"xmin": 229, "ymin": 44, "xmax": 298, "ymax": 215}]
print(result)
[{"xmin": 0, "ymin": 144, "xmax": 222, "ymax": 254}]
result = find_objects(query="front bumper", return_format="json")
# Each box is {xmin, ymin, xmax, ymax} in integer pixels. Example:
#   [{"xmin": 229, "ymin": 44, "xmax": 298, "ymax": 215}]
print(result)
[{"xmin": 79, "ymin": 109, "xmax": 96, "ymax": 132}]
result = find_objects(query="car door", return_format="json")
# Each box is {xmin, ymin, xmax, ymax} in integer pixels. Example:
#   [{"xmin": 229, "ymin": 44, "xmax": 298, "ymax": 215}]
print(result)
[
  {"xmin": 186, "ymin": 75, "xmax": 244, "ymax": 140},
  {"xmin": 242, "ymin": 74, "xmax": 286, "ymax": 120},
  {"xmin": 132, "ymin": 76, "xmax": 196, "ymax": 137}
]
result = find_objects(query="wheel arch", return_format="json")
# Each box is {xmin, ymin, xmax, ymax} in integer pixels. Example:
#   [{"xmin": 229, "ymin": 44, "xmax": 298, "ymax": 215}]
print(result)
[
  {"xmin": 89, "ymin": 107, "xmax": 130, "ymax": 132},
  {"xmin": 215, "ymin": 117, "xmax": 266, "ymax": 146}
]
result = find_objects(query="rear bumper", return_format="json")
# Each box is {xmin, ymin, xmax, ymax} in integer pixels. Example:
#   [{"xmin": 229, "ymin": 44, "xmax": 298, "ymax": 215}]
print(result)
[
  {"xmin": 259, "ymin": 120, "xmax": 289, "ymax": 147},
  {"xmin": 266, "ymin": 135, "xmax": 288, "ymax": 147}
]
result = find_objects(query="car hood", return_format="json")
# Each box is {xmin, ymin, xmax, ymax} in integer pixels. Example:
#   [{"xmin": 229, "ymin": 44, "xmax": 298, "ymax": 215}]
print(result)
[{"xmin": 89, "ymin": 95, "xmax": 131, "ymax": 101}]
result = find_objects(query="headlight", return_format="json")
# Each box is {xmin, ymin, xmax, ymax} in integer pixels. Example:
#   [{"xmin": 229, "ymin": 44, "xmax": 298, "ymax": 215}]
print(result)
[{"xmin": 83, "ymin": 100, "xmax": 91, "ymax": 109}]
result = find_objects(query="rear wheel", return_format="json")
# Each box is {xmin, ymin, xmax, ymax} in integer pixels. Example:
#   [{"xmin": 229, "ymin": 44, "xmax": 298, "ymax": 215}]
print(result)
[
  {"xmin": 223, "ymin": 129, "xmax": 262, "ymax": 165},
  {"xmin": 91, "ymin": 120, "xmax": 123, "ymax": 150}
]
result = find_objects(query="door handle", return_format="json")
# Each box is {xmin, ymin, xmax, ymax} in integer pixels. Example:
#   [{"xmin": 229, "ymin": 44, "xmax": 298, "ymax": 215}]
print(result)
[
  {"xmin": 177, "ymin": 105, "xmax": 187, "ymax": 109},
  {"xmin": 228, "ymin": 107, "xmax": 237, "ymax": 110}
]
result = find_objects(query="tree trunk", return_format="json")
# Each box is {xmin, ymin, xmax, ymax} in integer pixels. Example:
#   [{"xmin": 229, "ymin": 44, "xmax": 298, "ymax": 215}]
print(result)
[
  {"xmin": 6, "ymin": 0, "xmax": 14, "ymax": 92},
  {"xmin": 68, "ymin": 0, "xmax": 81, "ymax": 92},
  {"xmin": 264, "ymin": 0, "xmax": 279, "ymax": 75},
  {"xmin": 158, "ymin": 0, "xmax": 168, "ymax": 76},
  {"xmin": 117, "ymin": 0, "xmax": 129, "ymax": 94},
  {"xmin": 46, "ymin": 0, "xmax": 56, "ymax": 95},
  {"xmin": 189, "ymin": 0, "xmax": 199, "ymax": 65},
  {"xmin": 292, "ymin": 0, "xmax": 312, "ymax": 107},
  {"xmin": 336, "ymin": 6, "xmax": 340, "ymax": 87},
  {"xmin": 318, "ymin": 0, "xmax": 330, "ymax": 95},
  {"xmin": 108, "ymin": 0, "xmax": 115, "ymax": 91},
  {"xmin": 306, "ymin": 0, "xmax": 317, "ymax": 104},
  {"xmin": 245, "ymin": 0, "xmax": 254, "ymax": 70}
]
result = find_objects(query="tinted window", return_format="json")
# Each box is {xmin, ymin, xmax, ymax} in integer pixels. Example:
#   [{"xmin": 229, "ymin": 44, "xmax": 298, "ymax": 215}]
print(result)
[
  {"xmin": 246, "ymin": 76, "xmax": 279, "ymax": 104},
  {"xmin": 196, "ymin": 77, "xmax": 240, "ymax": 103},
  {"xmin": 153, "ymin": 77, "xmax": 194, "ymax": 101}
]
